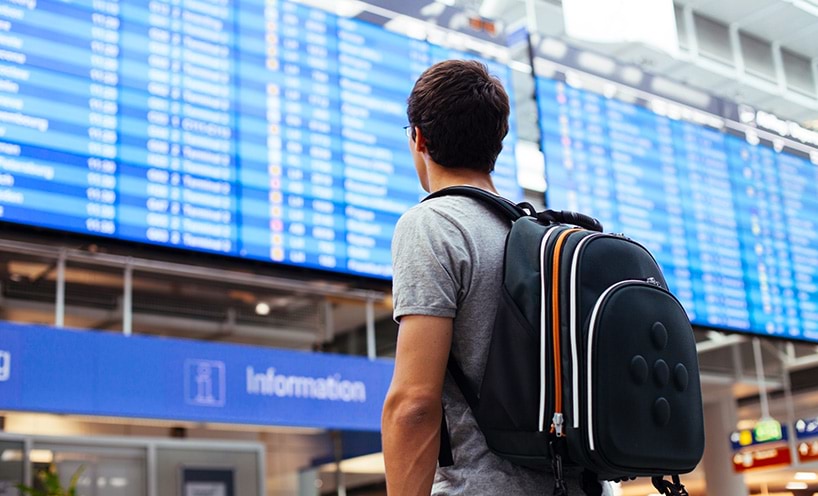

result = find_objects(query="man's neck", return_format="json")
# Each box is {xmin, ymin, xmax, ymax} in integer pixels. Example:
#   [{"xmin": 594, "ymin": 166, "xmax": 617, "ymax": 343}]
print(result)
[{"xmin": 427, "ymin": 163, "xmax": 498, "ymax": 195}]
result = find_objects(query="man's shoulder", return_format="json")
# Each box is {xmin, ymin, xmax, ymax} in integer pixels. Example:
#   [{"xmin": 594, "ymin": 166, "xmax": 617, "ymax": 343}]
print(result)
[
  {"xmin": 403, "ymin": 196, "xmax": 470, "ymax": 216},
  {"xmin": 398, "ymin": 196, "xmax": 502, "ymax": 229},
  {"xmin": 395, "ymin": 197, "xmax": 469, "ymax": 234}
]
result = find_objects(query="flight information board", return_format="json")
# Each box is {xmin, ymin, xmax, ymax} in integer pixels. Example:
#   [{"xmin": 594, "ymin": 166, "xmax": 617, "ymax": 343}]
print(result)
[
  {"xmin": 536, "ymin": 71, "xmax": 818, "ymax": 342},
  {"xmin": 0, "ymin": 0, "xmax": 520, "ymax": 280}
]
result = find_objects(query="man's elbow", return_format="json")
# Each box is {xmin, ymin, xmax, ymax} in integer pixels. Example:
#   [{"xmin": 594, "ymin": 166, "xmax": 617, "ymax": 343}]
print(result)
[{"xmin": 383, "ymin": 390, "xmax": 441, "ymax": 429}]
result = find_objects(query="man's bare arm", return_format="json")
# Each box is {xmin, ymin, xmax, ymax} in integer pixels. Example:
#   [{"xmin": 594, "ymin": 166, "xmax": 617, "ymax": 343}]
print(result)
[{"xmin": 382, "ymin": 315, "xmax": 453, "ymax": 495}]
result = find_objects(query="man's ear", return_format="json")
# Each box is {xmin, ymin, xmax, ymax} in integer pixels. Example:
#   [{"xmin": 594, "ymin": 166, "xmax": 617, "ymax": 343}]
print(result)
[{"xmin": 413, "ymin": 127, "xmax": 427, "ymax": 154}]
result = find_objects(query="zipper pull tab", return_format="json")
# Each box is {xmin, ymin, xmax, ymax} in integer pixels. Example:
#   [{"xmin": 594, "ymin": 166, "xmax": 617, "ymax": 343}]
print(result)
[
  {"xmin": 552, "ymin": 412, "xmax": 565, "ymax": 437},
  {"xmin": 646, "ymin": 277, "xmax": 661, "ymax": 287}
]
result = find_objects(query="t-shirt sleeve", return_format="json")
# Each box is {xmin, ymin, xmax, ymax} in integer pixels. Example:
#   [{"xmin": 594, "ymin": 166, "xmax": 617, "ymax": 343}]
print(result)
[{"xmin": 391, "ymin": 204, "xmax": 471, "ymax": 322}]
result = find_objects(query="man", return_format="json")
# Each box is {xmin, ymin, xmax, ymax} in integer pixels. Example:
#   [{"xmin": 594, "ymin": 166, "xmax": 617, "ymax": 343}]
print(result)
[{"xmin": 381, "ymin": 60, "xmax": 590, "ymax": 495}]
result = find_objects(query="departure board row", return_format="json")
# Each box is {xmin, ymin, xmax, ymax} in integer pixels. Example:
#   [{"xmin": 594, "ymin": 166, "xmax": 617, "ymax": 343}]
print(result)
[
  {"xmin": 0, "ymin": 0, "xmax": 520, "ymax": 279},
  {"xmin": 537, "ymin": 74, "xmax": 818, "ymax": 342}
]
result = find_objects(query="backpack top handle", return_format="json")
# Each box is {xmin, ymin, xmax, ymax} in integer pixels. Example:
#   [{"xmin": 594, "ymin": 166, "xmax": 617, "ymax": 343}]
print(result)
[
  {"xmin": 537, "ymin": 210, "xmax": 603, "ymax": 232},
  {"xmin": 424, "ymin": 185, "xmax": 603, "ymax": 232}
]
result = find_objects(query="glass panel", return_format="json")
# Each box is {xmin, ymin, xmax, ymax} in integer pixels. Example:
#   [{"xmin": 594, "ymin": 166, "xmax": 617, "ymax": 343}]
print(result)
[
  {"xmin": 31, "ymin": 445, "xmax": 146, "ymax": 496},
  {"xmin": 0, "ymin": 439, "xmax": 25, "ymax": 496}
]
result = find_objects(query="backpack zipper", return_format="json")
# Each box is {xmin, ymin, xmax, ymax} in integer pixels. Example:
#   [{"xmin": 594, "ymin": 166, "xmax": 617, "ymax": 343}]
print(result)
[
  {"xmin": 569, "ymin": 235, "xmax": 659, "ymax": 429},
  {"xmin": 549, "ymin": 228, "xmax": 580, "ymax": 436},
  {"xmin": 569, "ymin": 233, "xmax": 603, "ymax": 429},
  {"xmin": 585, "ymin": 279, "xmax": 672, "ymax": 451},
  {"xmin": 538, "ymin": 227, "xmax": 560, "ymax": 432}
]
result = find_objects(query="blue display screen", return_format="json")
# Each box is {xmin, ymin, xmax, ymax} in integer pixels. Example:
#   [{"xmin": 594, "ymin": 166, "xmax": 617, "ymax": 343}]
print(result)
[
  {"xmin": 0, "ymin": 0, "xmax": 520, "ymax": 279},
  {"xmin": 536, "ymin": 75, "xmax": 818, "ymax": 342}
]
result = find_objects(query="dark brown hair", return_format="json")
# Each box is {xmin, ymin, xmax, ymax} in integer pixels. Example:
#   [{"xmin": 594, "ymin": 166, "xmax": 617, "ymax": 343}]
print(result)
[{"xmin": 407, "ymin": 60, "xmax": 510, "ymax": 173}]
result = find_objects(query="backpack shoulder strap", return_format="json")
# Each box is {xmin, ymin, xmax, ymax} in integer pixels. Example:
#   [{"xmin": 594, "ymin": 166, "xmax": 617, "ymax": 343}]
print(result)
[
  {"xmin": 438, "ymin": 355, "xmax": 479, "ymax": 468},
  {"xmin": 422, "ymin": 186, "xmax": 529, "ymax": 222},
  {"xmin": 424, "ymin": 186, "xmax": 604, "ymax": 232}
]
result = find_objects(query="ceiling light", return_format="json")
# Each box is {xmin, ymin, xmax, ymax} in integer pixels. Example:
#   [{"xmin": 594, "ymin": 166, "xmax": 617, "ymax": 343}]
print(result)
[
  {"xmin": 30, "ymin": 450, "xmax": 54, "ymax": 464},
  {"xmin": 295, "ymin": 0, "xmax": 365, "ymax": 18},
  {"xmin": 508, "ymin": 60, "xmax": 532, "ymax": 74},
  {"xmin": 539, "ymin": 38, "xmax": 568, "ymax": 60},
  {"xmin": 565, "ymin": 70, "xmax": 584, "ymax": 89},
  {"xmin": 620, "ymin": 66, "xmax": 643, "ymax": 85},
  {"xmin": 577, "ymin": 52, "xmax": 616, "ymax": 75},
  {"xmin": 449, "ymin": 12, "xmax": 469, "ymax": 32},
  {"xmin": 384, "ymin": 15, "xmax": 428, "ymax": 40},
  {"xmin": 336, "ymin": 1, "xmax": 366, "ymax": 18},
  {"xmin": 427, "ymin": 27, "xmax": 446, "ymax": 45},
  {"xmin": 255, "ymin": 302, "xmax": 270, "ymax": 316},
  {"xmin": 420, "ymin": 2, "xmax": 446, "ymax": 17},
  {"xmin": 341, "ymin": 453, "xmax": 385, "ymax": 473},
  {"xmin": 271, "ymin": 296, "xmax": 293, "ymax": 308},
  {"xmin": 795, "ymin": 472, "xmax": 818, "ymax": 481},
  {"xmin": 318, "ymin": 453, "xmax": 385, "ymax": 474},
  {"xmin": 0, "ymin": 450, "xmax": 22, "ymax": 462},
  {"xmin": 479, "ymin": 0, "xmax": 504, "ymax": 18},
  {"xmin": 786, "ymin": 481, "xmax": 808, "ymax": 490},
  {"xmin": 534, "ymin": 59, "xmax": 557, "ymax": 78},
  {"xmin": 109, "ymin": 477, "xmax": 129, "ymax": 488}
]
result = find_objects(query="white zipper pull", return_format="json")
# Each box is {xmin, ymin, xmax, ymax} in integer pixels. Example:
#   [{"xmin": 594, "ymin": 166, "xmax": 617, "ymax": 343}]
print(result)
[
  {"xmin": 552, "ymin": 412, "xmax": 565, "ymax": 437},
  {"xmin": 646, "ymin": 277, "xmax": 661, "ymax": 287}
]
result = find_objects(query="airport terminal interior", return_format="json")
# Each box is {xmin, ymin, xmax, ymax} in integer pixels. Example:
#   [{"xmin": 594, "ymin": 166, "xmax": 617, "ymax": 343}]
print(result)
[{"xmin": 0, "ymin": 0, "xmax": 817, "ymax": 494}]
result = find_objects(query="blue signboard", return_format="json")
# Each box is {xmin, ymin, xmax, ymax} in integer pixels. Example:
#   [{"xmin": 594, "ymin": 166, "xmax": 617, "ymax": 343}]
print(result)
[
  {"xmin": 730, "ymin": 425, "xmax": 789, "ymax": 451},
  {"xmin": 796, "ymin": 417, "xmax": 818, "ymax": 440},
  {"xmin": 0, "ymin": 321, "xmax": 393, "ymax": 431}
]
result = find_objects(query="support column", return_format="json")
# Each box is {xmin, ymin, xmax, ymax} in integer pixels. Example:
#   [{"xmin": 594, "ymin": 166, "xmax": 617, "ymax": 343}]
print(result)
[
  {"xmin": 702, "ymin": 393, "xmax": 748, "ymax": 496},
  {"xmin": 298, "ymin": 468, "xmax": 320, "ymax": 496},
  {"xmin": 23, "ymin": 437, "xmax": 32, "ymax": 488},
  {"xmin": 147, "ymin": 443, "xmax": 158, "ymax": 496},
  {"xmin": 332, "ymin": 430, "xmax": 347, "ymax": 496},
  {"xmin": 123, "ymin": 264, "xmax": 133, "ymax": 336},
  {"xmin": 55, "ymin": 251, "xmax": 66, "ymax": 328},
  {"xmin": 365, "ymin": 299, "xmax": 376, "ymax": 360},
  {"xmin": 323, "ymin": 299, "xmax": 335, "ymax": 344}
]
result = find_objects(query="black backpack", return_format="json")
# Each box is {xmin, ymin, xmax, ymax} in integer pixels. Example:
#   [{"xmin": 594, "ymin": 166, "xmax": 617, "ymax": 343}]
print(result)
[{"xmin": 425, "ymin": 186, "xmax": 704, "ymax": 496}]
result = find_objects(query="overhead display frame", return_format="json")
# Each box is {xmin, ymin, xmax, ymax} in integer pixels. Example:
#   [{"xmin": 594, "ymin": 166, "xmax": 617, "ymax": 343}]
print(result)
[
  {"xmin": 533, "ymin": 37, "xmax": 818, "ymax": 342},
  {"xmin": 0, "ymin": 0, "xmax": 521, "ymax": 280}
]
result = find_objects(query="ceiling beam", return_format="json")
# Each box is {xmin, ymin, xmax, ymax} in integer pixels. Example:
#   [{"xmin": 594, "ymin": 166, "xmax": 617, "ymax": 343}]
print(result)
[
  {"xmin": 696, "ymin": 333, "xmax": 746, "ymax": 354},
  {"xmin": 730, "ymin": 0, "xmax": 788, "ymax": 29},
  {"xmin": 774, "ymin": 17, "xmax": 818, "ymax": 45}
]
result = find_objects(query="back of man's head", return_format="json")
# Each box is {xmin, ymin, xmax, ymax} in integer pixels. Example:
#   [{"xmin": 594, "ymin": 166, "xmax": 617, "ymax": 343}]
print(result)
[{"xmin": 407, "ymin": 60, "xmax": 510, "ymax": 173}]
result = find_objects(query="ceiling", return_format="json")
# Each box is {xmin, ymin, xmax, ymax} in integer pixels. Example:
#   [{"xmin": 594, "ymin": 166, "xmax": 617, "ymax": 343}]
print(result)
[
  {"xmin": 681, "ymin": 0, "xmax": 818, "ymax": 58},
  {"xmin": 467, "ymin": 0, "xmax": 818, "ymax": 126}
]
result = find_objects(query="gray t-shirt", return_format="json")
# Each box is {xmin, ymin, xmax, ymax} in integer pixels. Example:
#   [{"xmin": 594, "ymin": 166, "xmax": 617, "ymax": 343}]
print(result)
[{"xmin": 392, "ymin": 195, "xmax": 591, "ymax": 495}]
